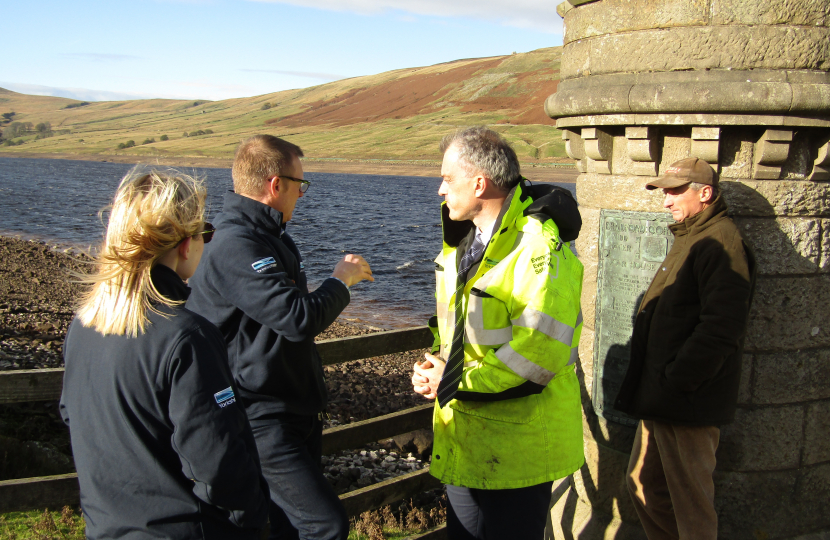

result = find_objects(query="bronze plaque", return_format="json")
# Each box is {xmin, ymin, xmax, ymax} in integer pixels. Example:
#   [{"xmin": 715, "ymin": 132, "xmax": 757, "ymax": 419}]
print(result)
[{"xmin": 592, "ymin": 210, "xmax": 675, "ymax": 425}]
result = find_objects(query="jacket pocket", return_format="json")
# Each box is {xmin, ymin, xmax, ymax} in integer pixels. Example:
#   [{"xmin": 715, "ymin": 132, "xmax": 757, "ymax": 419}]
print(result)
[{"xmin": 450, "ymin": 395, "xmax": 540, "ymax": 424}]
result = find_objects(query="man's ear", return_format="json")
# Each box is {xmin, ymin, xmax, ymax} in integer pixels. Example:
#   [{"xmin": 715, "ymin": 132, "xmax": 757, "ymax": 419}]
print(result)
[
  {"xmin": 177, "ymin": 237, "xmax": 192, "ymax": 261},
  {"xmin": 473, "ymin": 175, "xmax": 488, "ymax": 197},
  {"xmin": 699, "ymin": 185, "xmax": 713, "ymax": 204}
]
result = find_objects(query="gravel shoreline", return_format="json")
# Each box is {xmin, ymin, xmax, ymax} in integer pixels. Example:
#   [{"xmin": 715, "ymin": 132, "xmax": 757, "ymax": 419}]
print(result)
[{"xmin": 0, "ymin": 235, "xmax": 442, "ymax": 528}]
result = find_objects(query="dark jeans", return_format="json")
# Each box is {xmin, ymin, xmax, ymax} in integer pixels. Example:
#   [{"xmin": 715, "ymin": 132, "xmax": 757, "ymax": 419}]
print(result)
[
  {"xmin": 446, "ymin": 482, "xmax": 553, "ymax": 540},
  {"xmin": 249, "ymin": 412, "xmax": 348, "ymax": 540}
]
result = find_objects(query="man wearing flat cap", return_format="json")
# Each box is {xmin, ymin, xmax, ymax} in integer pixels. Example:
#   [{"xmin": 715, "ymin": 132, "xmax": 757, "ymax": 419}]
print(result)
[{"xmin": 615, "ymin": 157, "xmax": 756, "ymax": 539}]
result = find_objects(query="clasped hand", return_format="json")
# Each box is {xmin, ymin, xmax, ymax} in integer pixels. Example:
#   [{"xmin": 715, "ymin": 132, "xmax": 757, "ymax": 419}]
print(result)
[{"xmin": 412, "ymin": 353, "xmax": 445, "ymax": 400}]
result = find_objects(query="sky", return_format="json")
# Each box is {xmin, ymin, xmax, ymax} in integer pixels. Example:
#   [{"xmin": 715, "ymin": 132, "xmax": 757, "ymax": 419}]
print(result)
[{"xmin": 1, "ymin": 0, "xmax": 564, "ymax": 102}]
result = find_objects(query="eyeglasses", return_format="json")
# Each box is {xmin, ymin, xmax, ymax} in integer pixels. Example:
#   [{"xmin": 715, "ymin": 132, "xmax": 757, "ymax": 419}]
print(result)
[
  {"xmin": 269, "ymin": 175, "xmax": 311, "ymax": 194},
  {"xmin": 194, "ymin": 222, "xmax": 215, "ymax": 244}
]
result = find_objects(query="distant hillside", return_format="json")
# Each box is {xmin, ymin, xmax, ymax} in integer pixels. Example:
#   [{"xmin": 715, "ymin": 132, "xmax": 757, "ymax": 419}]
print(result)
[{"xmin": 0, "ymin": 47, "xmax": 566, "ymax": 163}]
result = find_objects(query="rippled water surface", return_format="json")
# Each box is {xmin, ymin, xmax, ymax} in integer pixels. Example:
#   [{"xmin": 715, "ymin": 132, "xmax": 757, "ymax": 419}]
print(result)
[
  {"xmin": 0, "ymin": 157, "xmax": 573, "ymax": 328},
  {"xmin": 0, "ymin": 157, "xmax": 445, "ymax": 328}
]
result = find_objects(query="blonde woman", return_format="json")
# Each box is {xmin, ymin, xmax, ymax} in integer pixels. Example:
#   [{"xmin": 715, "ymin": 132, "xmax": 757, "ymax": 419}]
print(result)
[{"xmin": 60, "ymin": 167, "xmax": 269, "ymax": 539}]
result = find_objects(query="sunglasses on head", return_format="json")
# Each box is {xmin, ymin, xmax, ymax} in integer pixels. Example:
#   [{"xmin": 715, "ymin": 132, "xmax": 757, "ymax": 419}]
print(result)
[{"xmin": 194, "ymin": 222, "xmax": 215, "ymax": 243}]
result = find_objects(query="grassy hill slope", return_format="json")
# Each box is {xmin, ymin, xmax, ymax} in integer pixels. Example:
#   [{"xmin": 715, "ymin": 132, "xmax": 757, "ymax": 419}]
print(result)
[{"xmin": 0, "ymin": 47, "xmax": 566, "ymax": 163}]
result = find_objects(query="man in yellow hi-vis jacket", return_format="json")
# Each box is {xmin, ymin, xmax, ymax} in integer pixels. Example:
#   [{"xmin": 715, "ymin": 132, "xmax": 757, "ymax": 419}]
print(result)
[{"xmin": 412, "ymin": 127, "xmax": 585, "ymax": 539}]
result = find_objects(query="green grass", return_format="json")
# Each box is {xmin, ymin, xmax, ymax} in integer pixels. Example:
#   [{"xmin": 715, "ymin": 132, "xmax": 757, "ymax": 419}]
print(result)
[
  {"xmin": 0, "ymin": 47, "xmax": 569, "ymax": 164},
  {"xmin": 0, "ymin": 506, "xmax": 444, "ymax": 539},
  {"xmin": 0, "ymin": 507, "xmax": 84, "ymax": 539}
]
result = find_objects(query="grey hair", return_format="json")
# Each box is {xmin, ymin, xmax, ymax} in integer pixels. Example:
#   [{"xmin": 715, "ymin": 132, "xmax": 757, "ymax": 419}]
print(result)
[
  {"xmin": 688, "ymin": 182, "xmax": 719, "ymax": 202},
  {"xmin": 439, "ymin": 126, "xmax": 521, "ymax": 191}
]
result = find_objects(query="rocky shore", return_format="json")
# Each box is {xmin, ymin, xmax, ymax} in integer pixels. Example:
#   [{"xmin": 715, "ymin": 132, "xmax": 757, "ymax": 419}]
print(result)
[{"xmin": 0, "ymin": 235, "xmax": 441, "ymax": 525}]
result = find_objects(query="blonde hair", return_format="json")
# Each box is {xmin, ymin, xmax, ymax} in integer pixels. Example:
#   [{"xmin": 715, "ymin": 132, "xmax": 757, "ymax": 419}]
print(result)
[
  {"xmin": 232, "ymin": 135, "xmax": 304, "ymax": 196},
  {"xmin": 76, "ymin": 166, "xmax": 206, "ymax": 337}
]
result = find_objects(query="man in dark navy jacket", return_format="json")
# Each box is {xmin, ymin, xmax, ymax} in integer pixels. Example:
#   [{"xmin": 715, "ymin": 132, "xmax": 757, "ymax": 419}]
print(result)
[{"xmin": 187, "ymin": 135, "xmax": 373, "ymax": 540}]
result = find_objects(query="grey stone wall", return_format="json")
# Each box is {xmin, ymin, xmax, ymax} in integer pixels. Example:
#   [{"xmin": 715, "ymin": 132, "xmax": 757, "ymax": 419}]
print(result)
[{"xmin": 546, "ymin": 1, "xmax": 830, "ymax": 538}]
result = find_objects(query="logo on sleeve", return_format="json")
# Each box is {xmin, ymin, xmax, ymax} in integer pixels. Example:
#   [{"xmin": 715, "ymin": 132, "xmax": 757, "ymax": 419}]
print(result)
[
  {"xmin": 252, "ymin": 257, "xmax": 277, "ymax": 273},
  {"xmin": 214, "ymin": 387, "xmax": 236, "ymax": 408}
]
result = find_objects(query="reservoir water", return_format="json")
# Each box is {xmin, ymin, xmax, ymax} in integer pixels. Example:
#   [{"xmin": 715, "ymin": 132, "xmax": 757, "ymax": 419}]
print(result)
[{"xmin": 0, "ymin": 156, "xmax": 573, "ymax": 329}]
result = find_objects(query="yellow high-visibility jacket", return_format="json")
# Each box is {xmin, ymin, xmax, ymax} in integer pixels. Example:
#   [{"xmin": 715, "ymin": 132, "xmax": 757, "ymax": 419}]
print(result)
[{"xmin": 429, "ymin": 182, "xmax": 585, "ymax": 489}]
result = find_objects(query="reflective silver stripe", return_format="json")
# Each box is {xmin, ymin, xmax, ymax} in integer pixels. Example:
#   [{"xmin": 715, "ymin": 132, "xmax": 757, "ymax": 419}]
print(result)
[
  {"xmin": 512, "ymin": 308, "xmax": 575, "ymax": 346},
  {"xmin": 464, "ymin": 295, "xmax": 513, "ymax": 346},
  {"xmin": 436, "ymin": 301, "xmax": 448, "ymax": 320},
  {"xmin": 569, "ymin": 347, "xmax": 579, "ymax": 366},
  {"xmin": 495, "ymin": 344, "xmax": 556, "ymax": 386},
  {"xmin": 464, "ymin": 360, "xmax": 478, "ymax": 368}
]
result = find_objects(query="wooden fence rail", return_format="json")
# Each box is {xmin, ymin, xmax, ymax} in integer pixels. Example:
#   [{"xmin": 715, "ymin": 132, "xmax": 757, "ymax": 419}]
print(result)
[
  {"xmin": 0, "ymin": 326, "xmax": 439, "ymax": 518},
  {"xmin": 0, "ymin": 326, "xmax": 434, "ymax": 405}
]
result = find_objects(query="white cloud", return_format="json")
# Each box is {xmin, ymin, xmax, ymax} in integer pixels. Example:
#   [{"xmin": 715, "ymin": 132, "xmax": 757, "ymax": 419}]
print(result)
[
  {"xmin": 0, "ymin": 82, "xmax": 163, "ymax": 102},
  {"xmin": 246, "ymin": 0, "xmax": 563, "ymax": 33},
  {"xmin": 240, "ymin": 69, "xmax": 345, "ymax": 81}
]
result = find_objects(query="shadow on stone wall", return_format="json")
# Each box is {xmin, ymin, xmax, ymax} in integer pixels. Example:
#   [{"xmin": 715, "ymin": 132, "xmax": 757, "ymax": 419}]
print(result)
[{"xmin": 549, "ymin": 178, "xmax": 828, "ymax": 539}]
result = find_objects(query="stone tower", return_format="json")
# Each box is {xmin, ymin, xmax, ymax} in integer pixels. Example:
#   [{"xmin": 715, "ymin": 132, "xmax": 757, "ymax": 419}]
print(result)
[{"xmin": 545, "ymin": 1, "xmax": 830, "ymax": 538}]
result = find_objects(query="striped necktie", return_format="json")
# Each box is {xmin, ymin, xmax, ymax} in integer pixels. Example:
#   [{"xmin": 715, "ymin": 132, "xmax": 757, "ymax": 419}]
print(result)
[{"xmin": 437, "ymin": 233, "xmax": 486, "ymax": 407}]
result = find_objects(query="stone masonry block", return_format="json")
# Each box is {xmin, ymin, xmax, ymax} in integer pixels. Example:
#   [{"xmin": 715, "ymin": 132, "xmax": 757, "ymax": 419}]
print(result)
[
  {"xmin": 734, "ymin": 217, "xmax": 822, "ymax": 275},
  {"xmin": 720, "ymin": 129, "xmax": 756, "ymax": 179},
  {"xmin": 576, "ymin": 174, "xmax": 666, "ymax": 213},
  {"xmin": 563, "ymin": 0, "xmax": 707, "ymax": 44},
  {"xmin": 746, "ymin": 275, "xmax": 830, "ymax": 351},
  {"xmin": 563, "ymin": 0, "xmax": 830, "ymax": 44},
  {"xmin": 575, "ymin": 205, "xmax": 600, "ymax": 265},
  {"xmin": 549, "ymin": 480, "xmax": 647, "ymax": 540},
  {"xmin": 805, "ymin": 401, "xmax": 830, "ymax": 465},
  {"xmin": 753, "ymin": 349, "xmax": 830, "ymax": 405},
  {"xmin": 573, "ymin": 438, "xmax": 640, "ymax": 524},
  {"xmin": 722, "ymin": 180, "xmax": 830, "ymax": 217},
  {"xmin": 810, "ymin": 136, "xmax": 830, "ymax": 181},
  {"xmin": 793, "ymin": 462, "xmax": 830, "ymax": 534},
  {"xmin": 823, "ymin": 219, "xmax": 830, "ymax": 272},
  {"xmin": 714, "ymin": 0, "xmax": 830, "ymax": 27},
  {"xmin": 659, "ymin": 134, "xmax": 692, "ymax": 172},
  {"xmin": 578, "ymin": 327, "xmax": 595, "ymax": 398},
  {"xmin": 715, "ymin": 468, "xmax": 802, "ymax": 540},
  {"xmin": 560, "ymin": 26, "xmax": 830, "ymax": 80},
  {"xmin": 738, "ymin": 354, "xmax": 753, "ymax": 406},
  {"xmin": 581, "ymin": 260, "xmax": 597, "ymax": 332},
  {"xmin": 718, "ymin": 406, "xmax": 803, "ymax": 472}
]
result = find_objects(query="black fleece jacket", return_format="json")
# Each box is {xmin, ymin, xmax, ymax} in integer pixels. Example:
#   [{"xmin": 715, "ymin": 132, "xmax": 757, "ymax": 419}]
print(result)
[
  {"xmin": 60, "ymin": 264, "xmax": 269, "ymax": 540},
  {"xmin": 186, "ymin": 192, "xmax": 350, "ymax": 419}
]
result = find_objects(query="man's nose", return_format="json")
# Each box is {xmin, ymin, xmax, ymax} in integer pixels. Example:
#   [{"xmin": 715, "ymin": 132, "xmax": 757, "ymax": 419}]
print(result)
[{"xmin": 663, "ymin": 195, "xmax": 672, "ymax": 208}]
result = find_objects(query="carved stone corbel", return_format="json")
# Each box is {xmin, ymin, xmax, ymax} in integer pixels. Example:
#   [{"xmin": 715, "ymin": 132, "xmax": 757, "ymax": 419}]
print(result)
[
  {"xmin": 562, "ymin": 129, "xmax": 587, "ymax": 173},
  {"xmin": 582, "ymin": 127, "xmax": 612, "ymax": 175},
  {"xmin": 753, "ymin": 129, "xmax": 793, "ymax": 179},
  {"xmin": 691, "ymin": 127, "xmax": 720, "ymax": 165},
  {"xmin": 625, "ymin": 126, "xmax": 659, "ymax": 176},
  {"xmin": 809, "ymin": 134, "xmax": 830, "ymax": 181}
]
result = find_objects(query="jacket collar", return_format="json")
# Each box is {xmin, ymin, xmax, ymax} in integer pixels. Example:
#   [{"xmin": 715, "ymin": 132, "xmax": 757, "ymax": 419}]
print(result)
[
  {"xmin": 222, "ymin": 191, "xmax": 285, "ymax": 238},
  {"xmin": 150, "ymin": 264, "xmax": 190, "ymax": 302},
  {"xmin": 669, "ymin": 195, "xmax": 729, "ymax": 237}
]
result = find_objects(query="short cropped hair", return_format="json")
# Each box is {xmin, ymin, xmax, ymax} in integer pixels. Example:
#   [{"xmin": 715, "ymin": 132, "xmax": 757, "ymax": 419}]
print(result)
[
  {"xmin": 232, "ymin": 135, "xmax": 304, "ymax": 196},
  {"xmin": 439, "ymin": 126, "xmax": 521, "ymax": 191},
  {"xmin": 689, "ymin": 181, "xmax": 719, "ymax": 202}
]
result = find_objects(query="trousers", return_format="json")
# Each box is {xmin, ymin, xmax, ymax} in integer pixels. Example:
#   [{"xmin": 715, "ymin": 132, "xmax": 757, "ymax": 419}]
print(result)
[
  {"xmin": 626, "ymin": 419, "xmax": 720, "ymax": 540},
  {"xmin": 249, "ymin": 413, "xmax": 348, "ymax": 540},
  {"xmin": 445, "ymin": 482, "xmax": 553, "ymax": 540}
]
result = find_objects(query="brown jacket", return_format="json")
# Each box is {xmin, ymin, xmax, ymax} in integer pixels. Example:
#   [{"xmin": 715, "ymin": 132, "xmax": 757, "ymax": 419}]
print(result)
[{"xmin": 615, "ymin": 196, "xmax": 756, "ymax": 426}]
